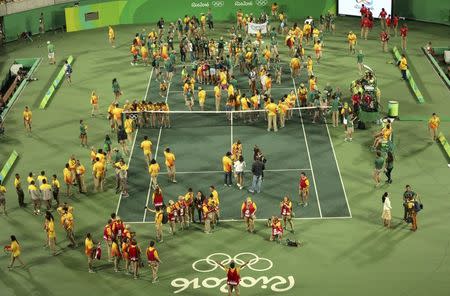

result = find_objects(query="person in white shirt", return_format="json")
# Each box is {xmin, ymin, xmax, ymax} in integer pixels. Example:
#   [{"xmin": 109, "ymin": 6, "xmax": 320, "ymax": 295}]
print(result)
[
  {"xmin": 233, "ymin": 155, "xmax": 246, "ymax": 190},
  {"xmin": 381, "ymin": 192, "xmax": 392, "ymax": 228}
]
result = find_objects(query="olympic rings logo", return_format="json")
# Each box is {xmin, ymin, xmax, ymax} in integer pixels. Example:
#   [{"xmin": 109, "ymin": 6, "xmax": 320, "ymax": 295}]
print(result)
[
  {"xmin": 255, "ymin": 0, "xmax": 267, "ymax": 6},
  {"xmin": 192, "ymin": 252, "xmax": 273, "ymax": 273},
  {"xmin": 212, "ymin": 1, "xmax": 224, "ymax": 7}
]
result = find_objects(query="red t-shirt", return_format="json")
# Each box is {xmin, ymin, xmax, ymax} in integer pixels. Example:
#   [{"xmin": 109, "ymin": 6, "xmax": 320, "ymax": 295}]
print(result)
[
  {"xmin": 400, "ymin": 27, "xmax": 408, "ymax": 37},
  {"xmin": 360, "ymin": 6, "xmax": 367, "ymax": 15},
  {"xmin": 379, "ymin": 10, "xmax": 387, "ymax": 19},
  {"xmin": 393, "ymin": 16, "xmax": 399, "ymax": 26},
  {"xmin": 386, "ymin": 18, "xmax": 392, "ymax": 27},
  {"xmin": 362, "ymin": 18, "xmax": 371, "ymax": 28}
]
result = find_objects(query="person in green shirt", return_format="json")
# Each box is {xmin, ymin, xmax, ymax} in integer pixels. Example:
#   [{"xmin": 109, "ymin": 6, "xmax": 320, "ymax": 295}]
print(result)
[
  {"xmin": 357, "ymin": 50, "xmax": 364, "ymax": 75},
  {"xmin": 47, "ymin": 41, "xmax": 55, "ymax": 65},
  {"xmin": 345, "ymin": 113, "xmax": 357, "ymax": 141},
  {"xmin": 79, "ymin": 120, "xmax": 88, "ymax": 147},
  {"xmin": 373, "ymin": 151, "xmax": 385, "ymax": 187},
  {"xmin": 330, "ymin": 95, "xmax": 340, "ymax": 127}
]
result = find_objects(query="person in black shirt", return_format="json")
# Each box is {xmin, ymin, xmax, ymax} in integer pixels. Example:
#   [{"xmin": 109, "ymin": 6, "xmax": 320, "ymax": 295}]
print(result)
[
  {"xmin": 157, "ymin": 18, "xmax": 165, "ymax": 36},
  {"xmin": 194, "ymin": 191, "xmax": 206, "ymax": 223}
]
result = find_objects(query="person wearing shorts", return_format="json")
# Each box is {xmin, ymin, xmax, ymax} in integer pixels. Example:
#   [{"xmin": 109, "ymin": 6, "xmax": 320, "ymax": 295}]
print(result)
[
  {"xmin": 128, "ymin": 239, "xmax": 140, "ymax": 279},
  {"xmin": 215, "ymin": 260, "xmax": 249, "ymax": 296},
  {"xmin": 299, "ymin": 172, "xmax": 310, "ymax": 206},
  {"xmin": 280, "ymin": 196, "xmax": 294, "ymax": 232},
  {"xmin": 164, "ymin": 147, "xmax": 177, "ymax": 183},
  {"xmin": 146, "ymin": 240, "xmax": 161, "ymax": 283},
  {"xmin": 47, "ymin": 41, "xmax": 55, "ymax": 65}
]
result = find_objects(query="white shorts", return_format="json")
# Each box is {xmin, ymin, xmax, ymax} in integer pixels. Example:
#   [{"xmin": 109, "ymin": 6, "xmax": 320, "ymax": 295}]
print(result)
[{"xmin": 48, "ymin": 52, "xmax": 55, "ymax": 59}]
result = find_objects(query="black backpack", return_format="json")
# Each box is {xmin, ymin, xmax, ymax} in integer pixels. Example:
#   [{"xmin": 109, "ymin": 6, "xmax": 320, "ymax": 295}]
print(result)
[{"xmin": 161, "ymin": 212, "xmax": 168, "ymax": 224}]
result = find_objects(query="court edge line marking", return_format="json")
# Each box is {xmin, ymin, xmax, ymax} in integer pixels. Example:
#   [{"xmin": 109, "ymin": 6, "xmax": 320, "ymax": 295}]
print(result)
[
  {"xmin": 291, "ymin": 75, "xmax": 323, "ymax": 218},
  {"xmin": 154, "ymin": 168, "xmax": 312, "ymax": 175},
  {"xmin": 143, "ymin": 77, "xmax": 171, "ymax": 222},
  {"xmin": 116, "ymin": 68, "xmax": 153, "ymax": 215},
  {"xmin": 324, "ymin": 123, "xmax": 352, "ymax": 218},
  {"xmin": 124, "ymin": 216, "xmax": 352, "ymax": 224}
]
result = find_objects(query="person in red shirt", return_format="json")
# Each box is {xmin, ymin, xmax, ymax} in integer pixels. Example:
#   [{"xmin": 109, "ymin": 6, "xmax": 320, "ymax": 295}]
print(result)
[
  {"xmin": 360, "ymin": 4, "xmax": 367, "ymax": 19},
  {"xmin": 299, "ymin": 172, "xmax": 310, "ymax": 206},
  {"xmin": 386, "ymin": 15, "xmax": 392, "ymax": 35},
  {"xmin": 128, "ymin": 239, "xmax": 141, "ymax": 279},
  {"xmin": 146, "ymin": 240, "xmax": 161, "ymax": 283},
  {"xmin": 270, "ymin": 216, "xmax": 284, "ymax": 242},
  {"xmin": 361, "ymin": 17, "xmax": 371, "ymax": 40},
  {"xmin": 379, "ymin": 8, "xmax": 387, "ymax": 30},
  {"xmin": 380, "ymin": 30, "xmax": 389, "ymax": 52},
  {"xmin": 241, "ymin": 197, "xmax": 257, "ymax": 233},
  {"xmin": 352, "ymin": 92, "xmax": 362, "ymax": 113},
  {"xmin": 216, "ymin": 260, "xmax": 249, "ymax": 296},
  {"xmin": 400, "ymin": 24, "xmax": 408, "ymax": 50},
  {"xmin": 280, "ymin": 196, "xmax": 294, "ymax": 232},
  {"xmin": 393, "ymin": 15, "xmax": 399, "ymax": 37},
  {"xmin": 152, "ymin": 186, "xmax": 164, "ymax": 208}
]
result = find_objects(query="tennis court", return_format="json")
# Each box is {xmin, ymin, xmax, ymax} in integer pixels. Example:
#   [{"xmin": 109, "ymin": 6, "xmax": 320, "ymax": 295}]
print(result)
[{"xmin": 116, "ymin": 64, "xmax": 351, "ymax": 223}]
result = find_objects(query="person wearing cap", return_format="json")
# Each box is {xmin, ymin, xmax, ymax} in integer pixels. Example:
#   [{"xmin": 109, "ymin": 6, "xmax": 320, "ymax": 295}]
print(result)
[
  {"xmin": 198, "ymin": 86, "xmax": 206, "ymax": 111},
  {"xmin": 215, "ymin": 260, "xmax": 249, "ymax": 295},
  {"xmin": 47, "ymin": 41, "xmax": 55, "ymax": 64},
  {"xmin": 241, "ymin": 197, "xmax": 257, "ymax": 233}
]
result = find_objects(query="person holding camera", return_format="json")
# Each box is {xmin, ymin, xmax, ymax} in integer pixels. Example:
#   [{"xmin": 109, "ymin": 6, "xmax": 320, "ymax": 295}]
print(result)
[{"xmin": 241, "ymin": 197, "xmax": 257, "ymax": 233}]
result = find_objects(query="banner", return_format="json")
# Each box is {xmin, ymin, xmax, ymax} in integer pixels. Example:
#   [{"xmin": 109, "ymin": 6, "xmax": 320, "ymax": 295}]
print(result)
[{"xmin": 247, "ymin": 22, "xmax": 268, "ymax": 34}]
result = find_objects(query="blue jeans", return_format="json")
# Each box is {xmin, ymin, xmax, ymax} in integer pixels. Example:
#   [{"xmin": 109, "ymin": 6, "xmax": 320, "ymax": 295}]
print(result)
[
  {"xmin": 401, "ymin": 70, "xmax": 407, "ymax": 80},
  {"xmin": 224, "ymin": 172, "xmax": 232, "ymax": 186},
  {"xmin": 250, "ymin": 175, "xmax": 262, "ymax": 193}
]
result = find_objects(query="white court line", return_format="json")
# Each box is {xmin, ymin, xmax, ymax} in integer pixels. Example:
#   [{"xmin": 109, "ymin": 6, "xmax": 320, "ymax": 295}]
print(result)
[
  {"xmin": 324, "ymin": 123, "xmax": 352, "ymax": 218},
  {"xmin": 142, "ymin": 79, "xmax": 171, "ymax": 222},
  {"xmin": 116, "ymin": 68, "xmax": 153, "ymax": 215},
  {"xmin": 155, "ymin": 168, "xmax": 311, "ymax": 175},
  {"xmin": 124, "ymin": 216, "xmax": 352, "ymax": 224},
  {"xmin": 291, "ymin": 76, "xmax": 323, "ymax": 218}
]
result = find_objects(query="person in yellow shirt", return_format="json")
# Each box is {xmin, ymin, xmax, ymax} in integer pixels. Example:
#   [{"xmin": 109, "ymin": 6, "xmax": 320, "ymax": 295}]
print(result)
[
  {"xmin": 347, "ymin": 31, "xmax": 357, "ymax": 54},
  {"xmin": 23, "ymin": 106, "xmax": 32, "ymax": 133},
  {"xmin": 265, "ymin": 99, "xmax": 278, "ymax": 132},
  {"xmin": 223, "ymin": 152, "xmax": 233, "ymax": 187},
  {"xmin": 140, "ymin": 136, "xmax": 153, "ymax": 165},
  {"xmin": 428, "ymin": 113, "xmax": 440, "ymax": 142},
  {"xmin": 209, "ymin": 185, "xmax": 220, "ymax": 223},
  {"xmin": 141, "ymin": 45, "xmax": 149, "ymax": 66},
  {"xmin": 148, "ymin": 159, "xmax": 160, "ymax": 190},
  {"xmin": 124, "ymin": 115, "xmax": 134, "ymax": 143},
  {"xmin": 85, "ymin": 233, "xmax": 95, "ymax": 273},
  {"xmin": 76, "ymin": 159, "xmax": 87, "ymax": 194},
  {"xmin": 92, "ymin": 157, "xmax": 105, "ymax": 192},
  {"xmin": 90, "ymin": 91, "xmax": 99, "ymax": 117},
  {"xmin": 7, "ymin": 235, "xmax": 24, "ymax": 269},
  {"xmin": 14, "ymin": 173, "xmax": 25, "ymax": 208},
  {"xmin": 45, "ymin": 211, "xmax": 57, "ymax": 255},
  {"xmin": 0, "ymin": 181, "xmax": 6, "ymax": 215},
  {"xmin": 61, "ymin": 205, "xmax": 77, "ymax": 247},
  {"xmin": 309, "ymin": 75, "xmax": 317, "ymax": 92},
  {"xmin": 63, "ymin": 163, "xmax": 73, "ymax": 197},
  {"xmin": 108, "ymin": 26, "xmax": 115, "ymax": 48},
  {"xmin": 312, "ymin": 27, "xmax": 320, "ymax": 43},
  {"xmin": 51, "ymin": 174, "xmax": 61, "ymax": 207},
  {"xmin": 164, "ymin": 147, "xmax": 177, "ymax": 183},
  {"xmin": 265, "ymin": 74, "xmax": 272, "ymax": 96},
  {"xmin": 290, "ymin": 56, "xmax": 301, "ymax": 78},
  {"xmin": 214, "ymin": 83, "xmax": 222, "ymax": 112},
  {"xmin": 278, "ymin": 98, "xmax": 288, "ymax": 128},
  {"xmin": 231, "ymin": 140, "xmax": 243, "ymax": 162},
  {"xmin": 198, "ymin": 87, "xmax": 206, "ymax": 111},
  {"xmin": 112, "ymin": 103, "xmax": 124, "ymax": 129},
  {"xmin": 399, "ymin": 54, "xmax": 408, "ymax": 80},
  {"xmin": 68, "ymin": 155, "xmax": 77, "ymax": 183},
  {"xmin": 303, "ymin": 22, "xmax": 312, "ymax": 45},
  {"xmin": 145, "ymin": 206, "xmax": 164, "ymax": 242},
  {"xmin": 314, "ymin": 41, "xmax": 322, "ymax": 63}
]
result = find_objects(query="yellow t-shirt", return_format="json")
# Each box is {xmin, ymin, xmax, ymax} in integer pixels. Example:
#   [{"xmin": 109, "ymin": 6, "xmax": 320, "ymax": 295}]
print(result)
[
  {"xmin": 112, "ymin": 107, "xmax": 123, "ymax": 121},
  {"xmin": 211, "ymin": 190, "xmax": 220, "ymax": 205},
  {"xmin": 266, "ymin": 103, "xmax": 278, "ymax": 116},
  {"xmin": 222, "ymin": 156, "xmax": 232, "ymax": 172},
  {"xmin": 399, "ymin": 58, "xmax": 408, "ymax": 70},
  {"xmin": 14, "ymin": 178, "xmax": 21, "ymax": 189},
  {"xmin": 62, "ymin": 212, "xmax": 74, "ymax": 230},
  {"xmin": 198, "ymin": 90, "xmax": 206, "ymax": 104},
  {"xmin": 314, "ymin": 43, "xmax": 322, "ymax": 52},
  {"xmin": 11, "ymin": 241, "xmax": 20, "ymax": 257},
  {"xmin": 228, "ymin": 84, "xmax": 235, "ymax": 97},
  {"xmin": 93, "ymin": 161, "xmax": 105, "ymax": 178},
  {"xmin": 429, "ymin": 116, "xmax": 440, "ymax": 129},
  {"xmin": 124, "ymin": 118, "xmax": 133, "ymax": 133},
  {"xmin": 149, "ymin": 163, "xmax": 160, "ymax": 176},
  {"xmin": 164, "ymin": 151, "xmax": 175, "ymax": 167},
  {"xmin": 141, "ymin": 140, "xmax": 152, "ymax": 155},
  {"xmin": 23, "ymin": 110, "xmax": 32, "ymax": 121},
  {"xmin": 214, "ymin": 85, "xmax": 221, "ymax": 97},
  {"xmin": 47, "ymin": 220, "xmax": 56, "ymax": 238}
]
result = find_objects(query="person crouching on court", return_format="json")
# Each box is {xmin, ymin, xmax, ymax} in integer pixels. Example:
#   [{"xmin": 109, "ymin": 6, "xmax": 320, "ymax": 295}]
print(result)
[
  {"xmin": 241, "ymin": 197, "xmax": 257, "ymax": 233},
  {"xmin": 270, "ymin": 216, "xmax": 283, "ymax": 243}
]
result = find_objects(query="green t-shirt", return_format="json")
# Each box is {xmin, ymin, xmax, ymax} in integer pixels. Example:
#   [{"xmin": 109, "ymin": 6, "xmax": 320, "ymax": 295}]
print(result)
[
  {"xmin": 374, "ymin": 156, "xmax": 385, "ymax": 170},
  {"xmin": 346, "ymin": 116, "xmax": 354, "ymax": 128},
  {"xmin": 357, "ymin": 53, "xmax": 364, "ymax": 63},
  {"xmin": 331, "ymin": 98, "xmax": 340, "ymax": 112},
  {"xmin": 80, "ymin": 124, "xmax": 86, "ymax": 134},
  {"xmin": 47, "ymin": 44, "xmax": 55, "ymax": 53}
]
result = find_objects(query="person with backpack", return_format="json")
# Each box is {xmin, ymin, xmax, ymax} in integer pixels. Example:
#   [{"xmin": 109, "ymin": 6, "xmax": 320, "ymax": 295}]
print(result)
[
  {"xmin": 406, "ymin": 197, "xmax": 418, "ymax": 232},
  {"xmin": 145, "ymin": 206, "xmax": 165, "ymax": 242}
]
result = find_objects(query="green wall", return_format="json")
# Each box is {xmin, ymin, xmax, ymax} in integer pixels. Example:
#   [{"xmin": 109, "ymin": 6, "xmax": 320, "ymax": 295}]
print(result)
[
  {"xmin": 65, "ymin": 0, "xmax": 336, "ymax": 32},
  {"xmin": 394, "ymin": 0, "xmax": 450, "ymax": 25}
]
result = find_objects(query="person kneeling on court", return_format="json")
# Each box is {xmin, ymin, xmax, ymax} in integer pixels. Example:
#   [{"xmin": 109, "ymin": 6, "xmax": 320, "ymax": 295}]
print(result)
[
  {"xmin": 215, "ymin": 260, "xmax": 249, "ymax": 296},
  {"xmin": 241, "ymin": 197, "xmax": 257, "ymax": 233}
]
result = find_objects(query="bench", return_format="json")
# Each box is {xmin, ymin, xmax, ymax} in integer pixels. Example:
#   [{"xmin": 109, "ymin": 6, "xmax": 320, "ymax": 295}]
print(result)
[{"xmin": 0, "ymin": 76, "xmax": 19, "ymax": 109}]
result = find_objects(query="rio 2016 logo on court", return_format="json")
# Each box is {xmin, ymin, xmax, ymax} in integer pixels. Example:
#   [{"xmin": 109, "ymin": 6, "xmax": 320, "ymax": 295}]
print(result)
[{"xmin": 171, "ymin": 252, "xmax": 295, "ymax": 294}]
